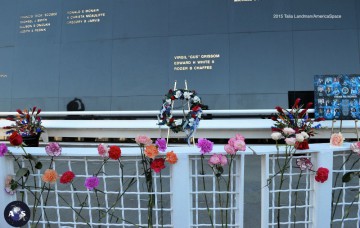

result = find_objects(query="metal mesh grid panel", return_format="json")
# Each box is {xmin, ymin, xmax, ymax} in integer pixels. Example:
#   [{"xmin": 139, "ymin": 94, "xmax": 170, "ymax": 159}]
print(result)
[
  {"xmin": 268, "ymin": 153, "xmax": 312, "ymax": 228},
  {"xmin": 14, "ymin": 156, "xmax": 173, "ymax": 228},
  {"xmin": 332, "ymin": 151, "xmax": 360, "ymax": 228},
  {"xmin": 190, "ymin": 156, "xmax": 241, "ymax": 228}
]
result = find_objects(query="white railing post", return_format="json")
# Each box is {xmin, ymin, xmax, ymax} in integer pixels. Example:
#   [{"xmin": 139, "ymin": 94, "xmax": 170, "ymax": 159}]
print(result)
[
  {"xmin": 261, "ymin": 154, "xmax": 270, "ymax": 228},
  {"xmin": 0, "ymin": 155, "xmax": 16, "ymax": 226},
  {"xmin": 236, "ymin": 153, "xmax": 246, "ymax": 227},
  {"xmin": 311, "ymin": 149, "xmax": 333, "ymax": 228},
  {"xmin": 171, "ymin": 153, "xmax": 191, "ymax": 227}
]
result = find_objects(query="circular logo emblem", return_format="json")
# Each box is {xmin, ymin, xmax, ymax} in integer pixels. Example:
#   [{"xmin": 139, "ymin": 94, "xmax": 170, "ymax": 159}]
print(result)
[{"xmin": 3, "ymin": 201, "xmax": 30, "ymax": 227}]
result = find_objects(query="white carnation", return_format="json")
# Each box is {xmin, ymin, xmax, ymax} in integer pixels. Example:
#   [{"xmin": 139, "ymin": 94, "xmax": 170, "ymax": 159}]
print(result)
[
  {"xmin": 301, "ymin": 132, "xmax": 309, "ymax": 139},
  {"xmin": 295, "ymin": 133, "xmax": 304, "ymax": 142},
  {"xmin": 271, "ymin": 132, "xmax": 282, "ymax": 141}
]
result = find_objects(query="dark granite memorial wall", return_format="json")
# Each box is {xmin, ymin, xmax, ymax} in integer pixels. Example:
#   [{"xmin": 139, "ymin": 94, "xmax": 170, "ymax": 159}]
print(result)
[{"xmin": 0, "ymin": 0, "xmax": 359, "ymax": 111}]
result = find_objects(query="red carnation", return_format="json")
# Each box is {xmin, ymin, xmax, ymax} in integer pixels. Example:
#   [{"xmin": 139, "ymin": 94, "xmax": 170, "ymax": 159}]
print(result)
[
  {"xmin": 295, "ymin": 140, "xmax": 309, "ymax": 150},
  {"xmin": 108, "ymin": 146, "xmax": 121, "ymax": 160},
  {"xmin": 60, "ymin": 171, "xmax": 75, "ymax": 184},
  {"xmin": 9, "ymin": 132, "xmax": 23, "ymax": 146},
  {"xmin": 315, "ymin": 167, "xmax": 329, "ymax": 183},
  {"xmin": 151, "ymin": 158, "xmax": 166, "ymax": 173}
]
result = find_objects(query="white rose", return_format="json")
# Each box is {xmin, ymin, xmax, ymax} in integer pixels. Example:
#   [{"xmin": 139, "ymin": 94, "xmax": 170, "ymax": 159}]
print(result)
[
  {"xmin": 271, "ymin": 132, "xmax": 282, "ymax": 141},
  {"xmin": 183, "ymin": 91, "xmax": 193, "ymax": 99},
  {"xmin": 193, "ymin": 96, "xmax": 201, "ymax": 103},
  {"xmin": 301, "ymin": 132, "xmax": 309, "ymax": 139},
  {"xmin": 165, "ymin": 99, "xmax": 172, "ymax": 104},
  {"xmin": 295, "ymin": 133, "xmax": 304, "ymax": 142},
  {"xmin": 175, "ymin": 119, "xmax": 183, "ymax": 126},
  {"xmin": 175, "ymin": 90, "xmax": 182, "ymax": 98}
]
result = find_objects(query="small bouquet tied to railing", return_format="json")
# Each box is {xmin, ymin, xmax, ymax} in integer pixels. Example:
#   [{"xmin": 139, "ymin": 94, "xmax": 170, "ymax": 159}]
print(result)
[
  {"xmin": 135, "ymin": 136, "xmax": 178, "ymax": 228},
  {"xmin": 269, "ymin": 98, "xmax": 329, "ymax": 227},
  {"xmin": 197, "ymin": 134, "xmax": 246, "ymax": 228},
  {"xmin": 3, "ymin": 107, "xmax": 45, "ymax": 147}
]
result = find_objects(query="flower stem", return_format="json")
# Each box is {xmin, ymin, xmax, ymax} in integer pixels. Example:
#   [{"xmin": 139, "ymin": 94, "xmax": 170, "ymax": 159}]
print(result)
[
  {"xmin": 293, "ymin": 170, "xmax": 303, "ymax": 228},
  {"xmin": 225, "ymin": 155, "xmax": 234, "ymax": 228},
  {"xmin": 201, "ymin": 155, "xmax": 214, "ymax": 228}
]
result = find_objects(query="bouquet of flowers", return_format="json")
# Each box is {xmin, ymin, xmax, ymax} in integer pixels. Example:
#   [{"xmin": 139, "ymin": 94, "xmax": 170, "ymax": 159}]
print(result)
[
  {"xmin": 271, "ymin": 98, "xmax": 324, "ymax": 149},
  {"xmin": 4, "ymin": 107, "xmax": 45, "ymax": 137}
]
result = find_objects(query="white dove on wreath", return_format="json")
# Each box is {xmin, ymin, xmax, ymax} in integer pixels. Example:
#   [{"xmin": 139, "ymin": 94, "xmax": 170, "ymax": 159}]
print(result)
[{"xmin": 158, "ymin": 89, "xmax": 208, "ymax": 141}]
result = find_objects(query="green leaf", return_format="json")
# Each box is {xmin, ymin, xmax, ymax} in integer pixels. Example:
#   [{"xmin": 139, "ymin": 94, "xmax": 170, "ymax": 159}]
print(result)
[
  {"xmin": 35, "ymin": 161, "xmax": 42, "ymax": 169},
  {"xmin": 342, "ymin": 172, "xmax": 354, "ymax": 183},
  {"xmin": 16, "ymin": 168, "xmax": 29, "ymax": 178}
]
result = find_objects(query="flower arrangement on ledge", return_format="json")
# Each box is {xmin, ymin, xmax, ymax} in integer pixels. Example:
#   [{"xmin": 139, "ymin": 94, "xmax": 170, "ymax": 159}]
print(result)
[
  {"xmin": 197, "ymin": 135, "xmax": 246, "ymax": 228},
  {"xmin": 269, "ymin": 98, "xmax": 328, "ymax": 227},
  {"xmin": 4, "ymin": 107, "xmax": 45, "ymax": 137}
]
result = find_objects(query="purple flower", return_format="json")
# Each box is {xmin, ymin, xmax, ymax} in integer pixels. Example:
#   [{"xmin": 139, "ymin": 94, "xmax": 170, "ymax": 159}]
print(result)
[
  {"xmin": 155, "ymin": 138, "xmax": 167, "ymax": 152},
  {"xmin": 84, "ymin": 176, "xmax": 99, "ymax": 190},
  {"xmin": 296, "ymin": 158, "xmax": 313, "ymax": 171},
  {"xmin": 0, "ymin": 143, "xmax": 8, "ymax": 157},
  {"xmin": 45, "ymin": 142, "xmax": 62, "ymax": 157},
  {"xmin": 197, "ymin": 138, "xmax": 214, "ymax": 154}
]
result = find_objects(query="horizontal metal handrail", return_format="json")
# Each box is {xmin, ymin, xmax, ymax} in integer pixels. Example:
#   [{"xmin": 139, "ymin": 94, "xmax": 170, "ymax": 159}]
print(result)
[{"xmin": 0, "ymin": 109, "xmax": 315, "ymax": 117}]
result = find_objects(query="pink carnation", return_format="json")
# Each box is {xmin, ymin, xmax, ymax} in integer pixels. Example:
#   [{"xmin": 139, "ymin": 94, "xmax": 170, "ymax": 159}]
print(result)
[
  {"xmin": 283, "ymin": 127, "xmax": 296, "ymax": 135},
  {"xmin": 285, "ymin": 137, "xmax": 296, "ymax": 146},
  {"xmin": 228, "ymin": 137, "xmax": 236, "ymax": 147},
  {"xmin": 224, "ymin": 144, "xmax": 236, "ymax": 155},
  {"xmin": 350, "ymin": 142, "xmax": 360, "ymax": 153},
  {"xmin": 233, "ymin": 139, "xmax": 246, "ymax": 151},
  {"xmin": 135, "ymin": 135, "xmax": 152, "ymax": 146},
  {"xmin": 45, "ymin": 142, "xmax": 62, "ymax": 157},
  {"xmin": 235, "ymin": 134, "xmax": 245, "ymax": 141},
  {"xmin": 330, "ymin": 132, "xmax": 344, "ymax": 147},
  {"xmin": 97, "ymin": 143, "xmax": 109, "ymax": 157},
  {"xmin": 208, "ymin": 154, "xmax": 227, "ymax": 166}
]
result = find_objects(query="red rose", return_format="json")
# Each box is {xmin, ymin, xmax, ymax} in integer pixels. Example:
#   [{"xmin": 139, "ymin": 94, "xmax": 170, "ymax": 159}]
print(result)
[
  {"xmin": 315, "ymin": 167, "xmax": 329, "ymax": 183},
  {"xmin": 315, "ymin": 117, "xmax": 325, "ymax": 122},
  {"xmin": 16, "ymin": 109, "xmax": 23, "ymax": 114},
  {"xmin": 171, "ymin": 96, "xmax": 175, "ymax": 100},
  {"xmin": 150, "ymin": 158, "xmax": 166, "ymax": 173},
  {"xmin": 271, "ymin": 116, "xmax": 277, "ymax": 121},
  {"xmin": 60, "ymin": 171, "xmax": 75, "ymax": 184},
  {"xmin": 298, "ymin": 109, "xmax": 307, "ymax": 118},
  {"xmin": 9, "ymin": 132, "xmax": 23, "ymax": 146},
  {"xmin": 108, "ymin": 146, "xmax": 121, "ymax": 160},
  {"xmin": 295, "ymin": 140, "xmax": 309, "ymax": 150},
  {"xmin": 169, "ymin": 118, "xmax": 174, "ymax": 123}
]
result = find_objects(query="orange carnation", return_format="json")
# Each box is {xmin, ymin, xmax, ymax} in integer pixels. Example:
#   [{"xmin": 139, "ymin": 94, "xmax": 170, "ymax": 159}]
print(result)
[
  {"xmin": 166, "ymin": 151, "xmax": 178, "ymax": 164},
  {"xmin": 144, "ymin": 145, "xmax": 159, "ymax": 159},
  {"xmin": 42, "ymin": 169, "xmax": 58, "ymax": 184}
]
